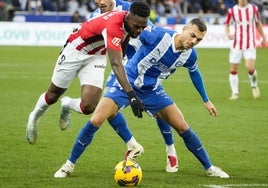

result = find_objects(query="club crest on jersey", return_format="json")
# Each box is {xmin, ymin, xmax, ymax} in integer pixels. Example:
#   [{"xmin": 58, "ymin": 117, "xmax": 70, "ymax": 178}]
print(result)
[
  {"xmin": 112, "ymin": 37, "xmax": 121, "ymax": 46},
  {"xmin": 175, "ymin": 60, "xmax": 183, "ymax": 67}
]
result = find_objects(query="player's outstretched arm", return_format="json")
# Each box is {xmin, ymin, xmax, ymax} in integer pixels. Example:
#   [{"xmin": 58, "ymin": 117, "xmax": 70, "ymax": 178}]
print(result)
[
  {"xmin": 188, "ymin": 68, "xmax": 209, "ymax": 103},
  {"xmin": 188, "ymin": 68, "xmax": 217, "ymax": 117},
  {"xmin": 107, "ymin": 49, "xmax": 144, "ymax": 118}
]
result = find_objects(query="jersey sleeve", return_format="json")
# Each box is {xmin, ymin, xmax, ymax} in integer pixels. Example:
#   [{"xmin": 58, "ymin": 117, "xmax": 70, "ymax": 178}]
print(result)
[
  {"xmin": 182, "ymin": 48, "xmax": 198, "ymax": 72},
  {"xmin": 182, "ymin": 49, "xmax": 208, "ymax": 102},
  {"xmin": 105, "ymin": 23, "xmax": 124, "ymax": 51},
  {"xmin": 188, "ymin": 68, "xmax": 209, "ymax": 102},
  {"xmin": 253, "ymin": 4, "xmax": 261, "ymax": 22},
  {"xmin": 225, "ymin": 8, "xmax": 233, "ymax": 25},
  {"xmin": 139, "ymin": 25, "xmax": 157, "ymax": 46}
]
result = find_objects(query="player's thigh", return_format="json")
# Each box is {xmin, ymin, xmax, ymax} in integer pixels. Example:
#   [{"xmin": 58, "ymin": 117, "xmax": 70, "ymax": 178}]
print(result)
[
  {"xmin": 51, "ymin": 50, "xmax": 84, "ymax": 89},
  {"xmin": 229, "ymin": 48, "xmax": 242, "ymax": 64},
  {"xmin": 104, "ymin": 86, "xmax": 130, "ymax": 110},
  {"xmin": 156, "ymin": 104, "xmax": 188, "ymax": 134},
  {"xmin": 243, "ymin": 48, "xmax": 256, "ymax": 60},
  {"xmin": 243, "ymin": 49, "xmax": 256, "ymax": 70},
  {"xmin": 91, "ymin": 97, "xmax": 119, "ymax": 127}
]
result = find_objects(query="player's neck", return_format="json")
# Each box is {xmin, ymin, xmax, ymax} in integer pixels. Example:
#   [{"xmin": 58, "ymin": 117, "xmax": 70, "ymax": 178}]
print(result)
[
  {"xmin": 174, "ymin": 34, "xmax": 183, "ymax": 50},
  {"xmin": 238, "ymin": 2, "xmax": 248, "ymax": 8}
]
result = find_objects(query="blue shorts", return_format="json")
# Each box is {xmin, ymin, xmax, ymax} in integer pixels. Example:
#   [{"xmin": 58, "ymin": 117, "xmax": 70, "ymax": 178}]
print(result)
[
  {"xmin": 105, "ymin": 72, "xmax": 116, "ymax": 88},
  {"xmin": 104, "ymin": 85, "xmax": 174, "ymax": 117}
]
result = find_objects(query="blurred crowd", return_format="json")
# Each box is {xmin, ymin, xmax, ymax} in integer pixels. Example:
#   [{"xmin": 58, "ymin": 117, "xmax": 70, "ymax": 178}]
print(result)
[{"xmin": 0, "ymin": 0, "xmax": 266, "ymax": 23}]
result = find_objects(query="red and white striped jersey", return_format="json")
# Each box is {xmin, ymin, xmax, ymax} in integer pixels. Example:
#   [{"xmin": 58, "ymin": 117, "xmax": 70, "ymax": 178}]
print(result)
[
  {"xmin": 225, "ymin": 3, "xmax": 261, "ymax": 49},
  {"xmin": 68, "ymin": 10, "xmax": 129, "ymax": 55}
]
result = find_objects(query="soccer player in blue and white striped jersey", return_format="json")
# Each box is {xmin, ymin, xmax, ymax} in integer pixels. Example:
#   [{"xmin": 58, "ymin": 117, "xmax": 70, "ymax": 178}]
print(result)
[
  {"xmin": 60, "ymin": 0, "xmax": 179, "ymax": 173},
  {"xmin": 54, "ymin": 18, "xmax": 230, "ymax": 179}
]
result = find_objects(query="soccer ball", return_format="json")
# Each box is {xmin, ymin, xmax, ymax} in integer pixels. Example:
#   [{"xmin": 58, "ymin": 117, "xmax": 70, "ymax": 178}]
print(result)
[{"xmin": 114, "ymin": 160, "xmax": 142, "ymax": 187}]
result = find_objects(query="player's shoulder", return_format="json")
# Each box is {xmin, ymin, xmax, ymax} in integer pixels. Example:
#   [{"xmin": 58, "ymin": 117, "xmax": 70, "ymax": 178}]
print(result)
[
  {"xmin": 143, "ymin": 25, "xmax": 171, "ymax": 33},
  {"xmin": 141, "ymin": 26, "xmax": 173, "ymax": 40},
  {"xmin": 89, "ymin": 9, "xmax": 100, "ymax": 19},
  {"xmin": 103, "ymin": 11, "xmax": 127, "ymax": 32},
  {"xmin": 115, "ymin": 0, "xmax": 131, "ymax": 9},
  {"xmin": 153, "ymin": 26, "xmax": 175, "ymax": 38},
  {"xmin": 113, "ymin": 10, "xmax": 128, "ymax": 22},
  {"xmin": 227, "ymin": 4, "xmax": 236, "ymax": 13},
  {"xmin": 248, "ymin": 3, "xmax": 259, "ymax": 11},
  {"xmin": 191, "ymin": 48, "xmax": 198, "ymax": 55},
  {"xmin": 113, "ymin": 0, "xmax": 131, "ymax": 11},
  {"xmin": 103, "ymin": 10, "xmax": 127, "ymax": 20},
  {"xmin": 182, "ymin": 48, "xmax": 198, "ymax": 68},
  {"xmin": 248, "ymin": 3, "xmax": 257, "ymax": 7},
  {"xmin": 87, "ymin": 10, "xmax": 126, "ymax": 27},
  {"xmin": 184, "ymin": 48, "xmax": 198, "ymax": 61}
]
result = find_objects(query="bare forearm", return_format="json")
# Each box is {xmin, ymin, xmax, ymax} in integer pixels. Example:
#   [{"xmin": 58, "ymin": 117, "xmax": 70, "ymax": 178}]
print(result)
[
  {"xmin": 107, "ymin": 49, "xmax": 143, "ymax": 118},
  {"xmin": 256, "ymin": 22, "xmax": 266, "ymax": 46},
  {"xmin": 112, "ymin": 63, "xmax": 133, "ymax": 93},
  {"xmin": 225, "ymin": 25, "xmax": 233, "ymax": 40},
  {"xmin": 108, "ymin": 49, "xmax": 133, "ymax": 93},
  {"xmin": 256, "ymin": 23, "xmax": 266, "ymax": 39}
]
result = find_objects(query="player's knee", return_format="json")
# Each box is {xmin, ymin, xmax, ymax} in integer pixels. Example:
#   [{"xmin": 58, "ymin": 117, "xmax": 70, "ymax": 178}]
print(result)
[
  {"xmin": 230, "ymin": 70, "xmax": 238, "ymax": 75},
  {"xmin": 90, "ymin": 116, "xmax": 105, "ymax": 128},
  {"xmin": 246, "ymin": 66, "xmax": 255, "ymax": 74},
  {"xmin": 80, "ymin": 102, "xmax": 97, "ymax": 114},
  {"xmin": 45, "ymin": 92, "xmax": 59, "ymax": 105},
  {"xmin": 174, "ymin": 122, "xmax": 189, "ymax": 134}
]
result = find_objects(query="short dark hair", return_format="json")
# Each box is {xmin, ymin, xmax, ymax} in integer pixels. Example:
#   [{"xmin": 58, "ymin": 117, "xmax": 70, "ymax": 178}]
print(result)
[
  {"xmin": 189, "ymin": 18, "xmax": 207, "ymax": 32},
  {"xmin": 130, "ymin": 1, "xmax": 150, "ymax": 18}
]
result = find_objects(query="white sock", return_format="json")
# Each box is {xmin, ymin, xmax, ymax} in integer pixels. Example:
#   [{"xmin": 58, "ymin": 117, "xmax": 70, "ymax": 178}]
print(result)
[
  {"xmin": 126, "ymin": 136, "xmax": 139, "ymax": 150},
  {"xmin": 166, "ymin": 144, "xmax": 176, "ymax": 156},
  {"xmin": 68, "ymin": 98, "xmax": 83, "ymax": 114},
  {"xmin": 248, "ymin": 70, "xmax": 258, "ymax": 88},
  {"xmin": 66, "ymin": 160, "xmax": 75, "ymax": 167},
  {"xmin": 31, "ymin": 92, "xmax": 50, "ymax": 121},
  {"xmin": 229, "ymin": 73, "xmax": 239, "ymax": 95}
]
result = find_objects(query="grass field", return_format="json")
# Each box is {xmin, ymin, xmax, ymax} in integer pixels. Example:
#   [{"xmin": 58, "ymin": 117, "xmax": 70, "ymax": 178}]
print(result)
[{"xmin": 0, "ymin": 46, "xmax": 267, "ymax": 188}]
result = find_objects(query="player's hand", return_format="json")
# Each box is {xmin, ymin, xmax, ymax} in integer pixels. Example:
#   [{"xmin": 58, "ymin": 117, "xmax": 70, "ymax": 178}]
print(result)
[
  {"xmin": 127, "ymin": 91, "xmax": 144, "ymax": 118},
  {"xmin": 261, "ymin": 37, "xmax": 266, "ymax": 47},
  {"xmin": 204, "ymin": 101, "xmax": 217, "ymax": 117},
  {"xmin": 228, "ymin": 34, "xmax": 234, "ymax": 40}
]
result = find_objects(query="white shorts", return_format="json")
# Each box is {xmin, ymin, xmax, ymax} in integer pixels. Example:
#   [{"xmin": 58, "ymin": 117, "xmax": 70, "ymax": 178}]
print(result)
[
  {"xmin": 229, "ymin": 48, "xmax": 256, "ymax": 64},
  {"xmin": 51, "ymin": 42, "xmax": 107, "ymax": 89}
]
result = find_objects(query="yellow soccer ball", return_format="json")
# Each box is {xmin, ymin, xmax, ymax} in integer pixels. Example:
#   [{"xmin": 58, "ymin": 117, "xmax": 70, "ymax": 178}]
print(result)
[{"xmin": 114, "ymin": 160, "xmax": 142, "ymax": 187}]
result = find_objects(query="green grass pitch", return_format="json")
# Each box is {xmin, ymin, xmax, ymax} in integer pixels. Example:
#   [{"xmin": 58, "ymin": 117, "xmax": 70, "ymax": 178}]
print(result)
[{"xmin": 0, "ymin": 46, "xmax": 267, "ymax": 187}]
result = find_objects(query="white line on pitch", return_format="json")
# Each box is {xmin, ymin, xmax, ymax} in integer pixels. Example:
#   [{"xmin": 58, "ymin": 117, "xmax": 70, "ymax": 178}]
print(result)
[{"xmin": 200, "ymin": 184, "xmax": 268, "ymax": 187}]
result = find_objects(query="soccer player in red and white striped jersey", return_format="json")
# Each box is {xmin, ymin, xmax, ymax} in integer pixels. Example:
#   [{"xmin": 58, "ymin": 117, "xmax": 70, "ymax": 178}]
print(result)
[
  {"xmin": 225, "ymin": 0, "xmax": 266, "ymax": 100},
  {"xmin": 25, "ymin": 1, "xmax": 150, "ymax": 145}
]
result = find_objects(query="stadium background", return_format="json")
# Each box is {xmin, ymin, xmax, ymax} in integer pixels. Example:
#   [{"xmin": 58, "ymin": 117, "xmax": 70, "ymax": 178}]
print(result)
[
  {"xmin": 0, "ymin": 1, "xmax": 268, "ymax": 187},
  {"xmin": 0, "ymin": 0, "xmax": 268, "ymax": 47}
]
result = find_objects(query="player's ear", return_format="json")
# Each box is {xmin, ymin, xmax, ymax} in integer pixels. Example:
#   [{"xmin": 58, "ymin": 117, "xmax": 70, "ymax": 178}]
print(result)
[{"xmin": 125, "ymin": 13, "xmax": 130, "ymax": 22}]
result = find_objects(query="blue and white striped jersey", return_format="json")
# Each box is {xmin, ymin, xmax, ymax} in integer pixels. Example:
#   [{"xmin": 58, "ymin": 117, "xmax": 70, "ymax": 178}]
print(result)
[{"xmin": 125, "ymin": 26, "xmax": 198, "ymax": 91}]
